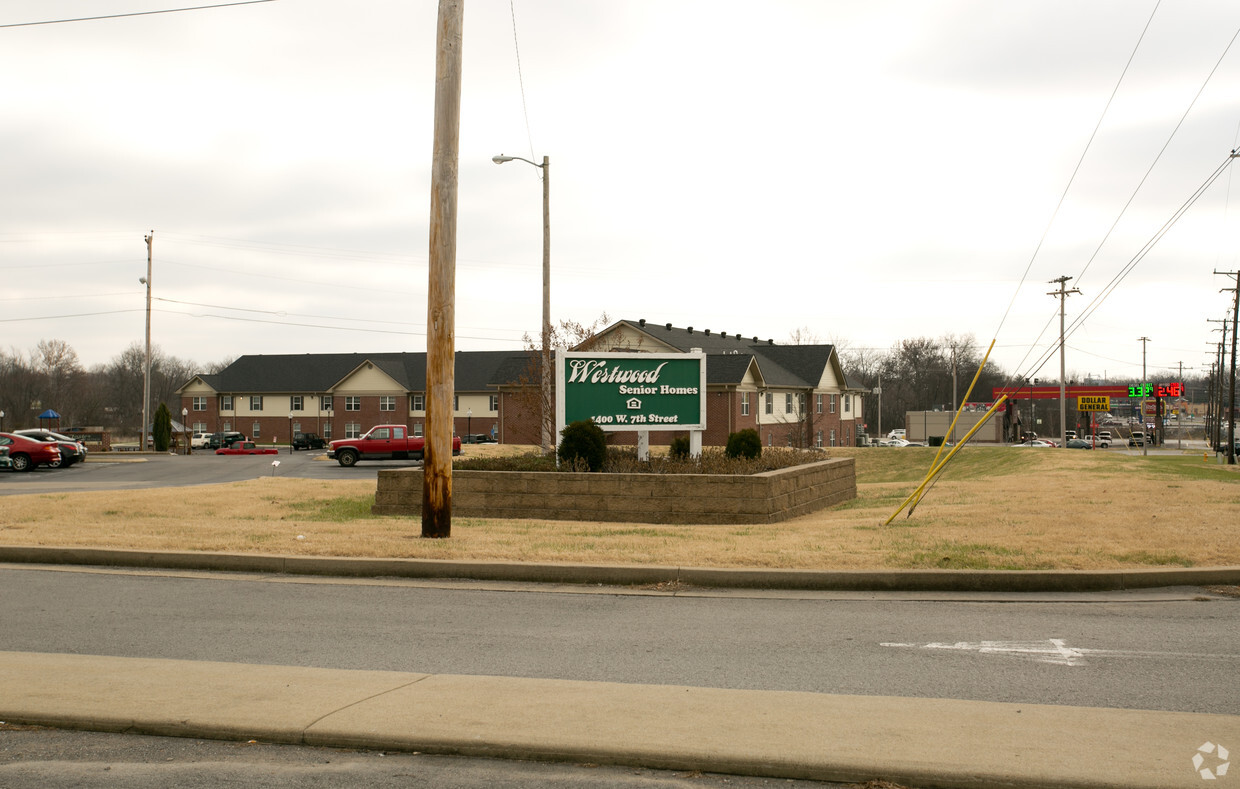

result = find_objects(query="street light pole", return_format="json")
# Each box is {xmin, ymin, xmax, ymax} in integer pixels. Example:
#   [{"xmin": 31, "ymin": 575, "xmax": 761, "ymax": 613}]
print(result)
[
  {"xmin": 182, "ymin": 407, "xmax": 189, "ymax": 455},
  {"xmin": 493, "ymin": 153, "xmax": 552, "ymax": 455},
  {"xmin": 467, "ymin": 407, "xmax": 472, "ymax": 441},
  {"xmin": 1138, "ymin": 336, "xmax": 1150, "ymax": 457},
  {"xmin": 141, "ymin": 231, "xmax": 153, "ymax": 452},
  {"xmin": 288, "ymin": 412, "xmax": 294, "ymax": 454}
]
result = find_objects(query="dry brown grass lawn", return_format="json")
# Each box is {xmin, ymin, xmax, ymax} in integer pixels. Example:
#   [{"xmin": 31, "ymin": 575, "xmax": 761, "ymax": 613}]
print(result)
[{"xmin": 3, "ymin": 447, "xmax": 1238, "ymax": 571}]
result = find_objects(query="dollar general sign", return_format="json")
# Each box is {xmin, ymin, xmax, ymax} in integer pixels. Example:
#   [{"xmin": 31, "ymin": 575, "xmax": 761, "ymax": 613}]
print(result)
[{"xmin": 1077, "ymin": 395, "xmax": 1110, "ymax": 411}]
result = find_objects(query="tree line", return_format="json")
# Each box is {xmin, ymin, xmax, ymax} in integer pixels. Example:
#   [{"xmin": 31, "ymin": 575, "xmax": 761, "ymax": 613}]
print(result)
[
  {"xmin": 0, "ymin": 339, "xmax": 231, "ymax": 436},
  {"xmin": 838, "ymin": 333, "xmax": 1213, "ymax": 436}
]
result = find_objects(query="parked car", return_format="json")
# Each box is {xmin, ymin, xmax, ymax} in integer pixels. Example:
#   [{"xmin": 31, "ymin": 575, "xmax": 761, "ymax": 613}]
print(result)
[
  {"xmin": 208, "ymin": 431, "xmax": 246, "ymax": 449},
  {"xmin": 0, "ymin": 446, "xmax": 11, "ymax": 470},
  {"xmin": 13, "ymin": 429, "xmax": 86, "ymax": 467},
  {"xmin": 215, "ymin": 441, "xmax": 280, "ymax": 455},
  {"xmin": 461, "ymin": 433, "xmax": 496, "ymax": 444},
  {"xmin": 887, "ymin": 429, "xmax": 906, "ymax": 441},
  {"xmin": 1128, "ymin": 431, "xmax": 1146, "ymax": 447},
  {"xmin": 1011, "ymin": 439, "xmax": 1054, "ymax": 448},
  {"xmin": 0, "ymin": 432, "xmax": 62, "ymax": 471},
  {"xmin": 292, "ymin": 432, "xmax": 327, "ymax": 450},
  {"xmin": 191, "ymin": 431, "xmax": 214, "ymax": 449},
  {"xmin": 1066, "ymin": 438, "xmax": 1093, "ymax": 449}
]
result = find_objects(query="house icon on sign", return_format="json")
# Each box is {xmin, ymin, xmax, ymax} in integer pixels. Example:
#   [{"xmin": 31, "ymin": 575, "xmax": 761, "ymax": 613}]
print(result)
[{"xmin": 626, "ymin": 398, "xmax": 642, "ymax": 410}]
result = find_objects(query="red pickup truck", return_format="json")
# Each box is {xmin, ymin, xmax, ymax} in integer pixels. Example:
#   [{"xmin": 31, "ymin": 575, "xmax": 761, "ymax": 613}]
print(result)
[{"xmin": 327, "ymin": 425, "xmax": 461, "ymax": 467}]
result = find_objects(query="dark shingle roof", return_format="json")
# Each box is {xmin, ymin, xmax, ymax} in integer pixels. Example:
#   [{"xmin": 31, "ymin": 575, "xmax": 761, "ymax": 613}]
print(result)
[
  {"xmin": 204, "ymin": 351, "xmax": 529, "ymax": 393},
  {"xmin": 616, "ymin": 320, "xmax": 841, "ymax": 389}
]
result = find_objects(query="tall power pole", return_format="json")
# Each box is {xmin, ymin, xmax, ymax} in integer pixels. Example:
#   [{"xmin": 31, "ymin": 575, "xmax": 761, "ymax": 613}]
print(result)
[
  {"xmin": 141, "ymin": 231, "xmax": 153, "ymax": 453},
  {"xmin": 1049, "ymin": 276, "xmax": 1079, "ymax": 447},
  {"xmin": 1138, "ymin": 336, "xmax": 1150, "ymax": 457},
  {"xmin": 423, "ymin": 0, "xmax": 464, "ymax": 538},
  {"xmin": 1217, "ymin": 270, "xmax": 1239, "ymax": 465}
]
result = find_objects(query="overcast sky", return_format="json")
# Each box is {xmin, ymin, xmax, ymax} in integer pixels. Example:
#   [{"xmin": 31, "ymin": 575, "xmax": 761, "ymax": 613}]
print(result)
[{"xmin": 5, "ymin": 0, "xmax": 1240, "ymax": 386}]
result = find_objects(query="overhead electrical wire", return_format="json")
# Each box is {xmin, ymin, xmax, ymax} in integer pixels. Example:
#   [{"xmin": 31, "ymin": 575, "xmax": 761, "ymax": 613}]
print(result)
[
  {"xmin": 0, "ymin": 1, "xmax": 277, "ymax": 29},
  {"xmin": 1007, "ymin": 9, "xmax": 1240, "ymax": 389},
  {"xmin": 992, "ymin": 0, "xmax": 1162, "ymax": 343}
]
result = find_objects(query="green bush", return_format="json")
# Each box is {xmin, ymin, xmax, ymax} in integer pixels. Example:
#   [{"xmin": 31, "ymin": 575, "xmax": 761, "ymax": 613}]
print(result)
[
  {"xmin": 668, "ymin": 435, "xmax": 691, "ymax": 460},
  {"xmin": 725, "ymin": 428, "xmax": 761, "ymax": 460},
  {"xmin": 557, "ymin": 419, "xmax": 607, "ymax": 471}
]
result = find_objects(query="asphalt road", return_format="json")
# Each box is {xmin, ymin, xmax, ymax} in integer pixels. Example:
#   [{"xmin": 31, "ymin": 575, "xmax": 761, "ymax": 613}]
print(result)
[
  {"xmin": 0, "ymin": 449, "xmax": 390, "ymax": 494},
  {"xmin": 3, "ymin": 566, "xmax": 1237, "ymax": 715}
]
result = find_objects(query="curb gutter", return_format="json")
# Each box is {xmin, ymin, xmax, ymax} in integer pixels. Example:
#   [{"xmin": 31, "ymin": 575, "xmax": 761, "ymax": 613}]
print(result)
[{"xmin": 2, "ymin": 545, "xmax": 1238, "ymax": 592}]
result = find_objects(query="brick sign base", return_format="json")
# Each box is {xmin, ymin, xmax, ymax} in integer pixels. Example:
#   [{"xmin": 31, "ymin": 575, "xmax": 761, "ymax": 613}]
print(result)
[{"xmin": 372, "ymin": 457, "xmax": 856, "ymax": 525}]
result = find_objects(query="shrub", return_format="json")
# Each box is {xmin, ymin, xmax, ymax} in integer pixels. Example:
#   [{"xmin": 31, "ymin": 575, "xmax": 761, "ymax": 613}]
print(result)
[
  {"xmin": 557, "ymin": 419, "xmax": 607, "ymax": 471},
  {"xmin": 668, "ymin": 435, "xmax": 691, "ymax": 460},
  {"xmin": 725, "ymin": 428, "xmax": 761, "ymax": 460}
]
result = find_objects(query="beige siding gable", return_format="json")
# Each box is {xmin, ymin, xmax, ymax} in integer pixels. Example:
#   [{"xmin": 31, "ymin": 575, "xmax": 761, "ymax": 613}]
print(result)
[
  {"xmin": 181, "ymin": 378, "xmax": 216, "ymax": 395},
  {"xmin": 591, "ymin": 323, "xmax": 678, "ymax": 353},
  {"xmin": 334, "ymin": 362, "xmax": 404, "ymax": 394}
]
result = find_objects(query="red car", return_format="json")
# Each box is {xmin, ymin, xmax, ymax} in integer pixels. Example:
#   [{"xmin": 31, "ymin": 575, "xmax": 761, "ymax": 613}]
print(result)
[
  {"xmin": 215, "ymin": 441, "xmax": 280, "ymax": 455},
  {"xmin": 0, "ymin": 432, "xmax": 62, "ymax": 472}
]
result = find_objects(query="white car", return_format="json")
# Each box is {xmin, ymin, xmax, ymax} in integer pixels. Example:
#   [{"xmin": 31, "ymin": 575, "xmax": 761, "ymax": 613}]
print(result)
[
  {"xmin": 191, "ymin": 431, "xmax": 213, "ymax": 449},
  {"xmin": 1011, "ymin": 439, "xmax": 1054, "ymax": 448},
  {"xmin": 887, "ymin": 429, "xmax": 906, "ymax": 441}
]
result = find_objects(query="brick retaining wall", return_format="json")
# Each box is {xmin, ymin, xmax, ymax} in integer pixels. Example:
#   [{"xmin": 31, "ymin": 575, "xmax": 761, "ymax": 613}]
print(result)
[{"xmin": 372, "ymin": 457, "xmax": 855, "ymax": 524}]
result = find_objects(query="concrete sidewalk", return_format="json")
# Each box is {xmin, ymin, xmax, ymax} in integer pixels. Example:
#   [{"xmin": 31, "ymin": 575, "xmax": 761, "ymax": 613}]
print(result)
[{"xmin": 1, "ymin": 651, "xmax": 1236, "ymax": 788}]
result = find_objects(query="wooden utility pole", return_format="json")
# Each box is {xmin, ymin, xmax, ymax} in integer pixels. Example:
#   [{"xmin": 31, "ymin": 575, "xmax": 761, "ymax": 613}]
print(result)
[
  {"xmin": 1048, "ymin": 276, "xmax": 1079, "ymax": 447},
  {"xmin": 1217, "ymin": 270, "xmax": 1239, "ymax": 465},
  {"xmin": 422, "ymin": 0, "xmax": 464, "ymax": 538}
]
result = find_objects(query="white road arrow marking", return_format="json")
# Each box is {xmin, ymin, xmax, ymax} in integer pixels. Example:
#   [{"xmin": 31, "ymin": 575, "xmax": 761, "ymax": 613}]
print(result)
[{"xmin": 880, "ymin": 639, "xmax": 1239, "ymax": 667}]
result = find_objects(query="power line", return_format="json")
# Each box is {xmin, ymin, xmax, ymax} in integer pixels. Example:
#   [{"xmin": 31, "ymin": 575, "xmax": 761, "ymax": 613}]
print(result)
[{"xmin": 0, "ymin": 1, "xmax": 277, "ymax": 29}]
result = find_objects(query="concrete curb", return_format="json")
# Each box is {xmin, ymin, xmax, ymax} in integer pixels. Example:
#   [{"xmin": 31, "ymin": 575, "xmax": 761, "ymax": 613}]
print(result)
[{"xmin": 2, "ymin": 545, "xmax": 1238, "ymax": 591}]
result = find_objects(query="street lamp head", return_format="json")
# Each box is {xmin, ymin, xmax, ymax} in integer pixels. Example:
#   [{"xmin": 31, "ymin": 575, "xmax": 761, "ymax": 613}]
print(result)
[
  {"xmin": 139, "ymin": 277, "xmax": 147, "ymax": 285},
  {"xmin": 492, "ymin": 155, "xmax": 513, "ymax": 164}
]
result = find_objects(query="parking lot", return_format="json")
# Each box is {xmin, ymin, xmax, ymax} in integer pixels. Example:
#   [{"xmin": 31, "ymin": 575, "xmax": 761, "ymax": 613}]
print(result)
[{"xmin": 0, "ymin": 449, "xmax": 414, "ymax": 496}]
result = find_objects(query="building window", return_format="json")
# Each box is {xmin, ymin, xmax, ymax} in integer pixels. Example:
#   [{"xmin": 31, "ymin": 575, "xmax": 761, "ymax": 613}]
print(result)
[
  {"xmin": 830, "ymin": 394, "xmax": 837, "ymax": 414},
  {"xmin": 815, "ymin": 394, "xmax": 822, "ymax": 414},
  {"xmin": 193, "ymin": 422, "xmax": 207, "ymax": 433},
  {"xmin": 291, "ymin": 395, "xmax": 303, "ymax": 411},
  {"xmin": 829, "ymin": 428, "xmax": 837, "ymax": 447},
  {"xmin": 292, "ymin": 421, "xmax": 301, "ymax": 434},
  {"xmin": 489, "ymin": 395, "xmax": 499, "ymax": 412},
  {"xmin": 379, "ymin": 396, "xmax": 396, "ymax": 412},
  {"xmin": 816, "ymin": 430, "xmax": 823, "ymax": 448},
  {"xmin": 412, "ymin": 393, "xmax": 424, "ymax": 412},
  {"xmin": 322, "ymin": 422, "xmax": 332, "ymax": 439},
  {"xmin": 346, "ymin": 422, "xmax": 362, "ymax": 438},
  {"xmin": 765, "ymin": 393, "xmax": 773, "ymax": 415},
  {"xmin": 192, "ymin": 396, "xmax": 207, "ymax": 411},
  {"xmin": 844, "ymin": 395, "xmax": 851, "ymax": 413},
  {"xmin": 222, "ymin": 422, "xmax": 232, "ymax": 432},
  {"xmin": 322, "ymin": 395, "xmax": 333, "ymax": 411},
  {"xmin": 252, "ymin": 422, "xmax": 262, "ymax": 439},
  {"xmin": 220, "ymin": 395, "xmax": 233, "ymax": 411},
  {"xmin": 345, "ymin": 396, "xmax": 361, "ymax": 411},
  {"xmin": 785, "ymin": 393, "xmax": 793, "ymax": 413},
  {"xmin": 413, "ymin": 422, "xmax": 423, "ymax": 437},
  {"xmin": 741, "ymin": 392, "xmax": 750, "ymax": 416},
  {"xmin": 250, "ymin": 396, "xmax": 263, "ymax": 411}
]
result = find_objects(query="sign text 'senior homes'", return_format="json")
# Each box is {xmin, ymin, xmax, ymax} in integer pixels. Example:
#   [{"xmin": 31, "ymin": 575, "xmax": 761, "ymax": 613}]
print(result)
[{"xmin": 557, "ymin": 352, "xmax": 707, "ymax": 432}]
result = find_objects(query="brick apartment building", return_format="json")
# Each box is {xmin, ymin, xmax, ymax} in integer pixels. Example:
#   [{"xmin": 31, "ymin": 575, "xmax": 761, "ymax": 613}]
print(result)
[{"xmin": 177, "ymin": 319, "xmax": 863, "ymax": 448}]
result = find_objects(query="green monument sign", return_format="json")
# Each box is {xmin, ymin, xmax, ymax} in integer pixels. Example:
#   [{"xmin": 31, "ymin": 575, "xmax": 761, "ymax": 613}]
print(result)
[{"xmin": 557, "ymin": 351, "xmax": 706, "ymax": 432}]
